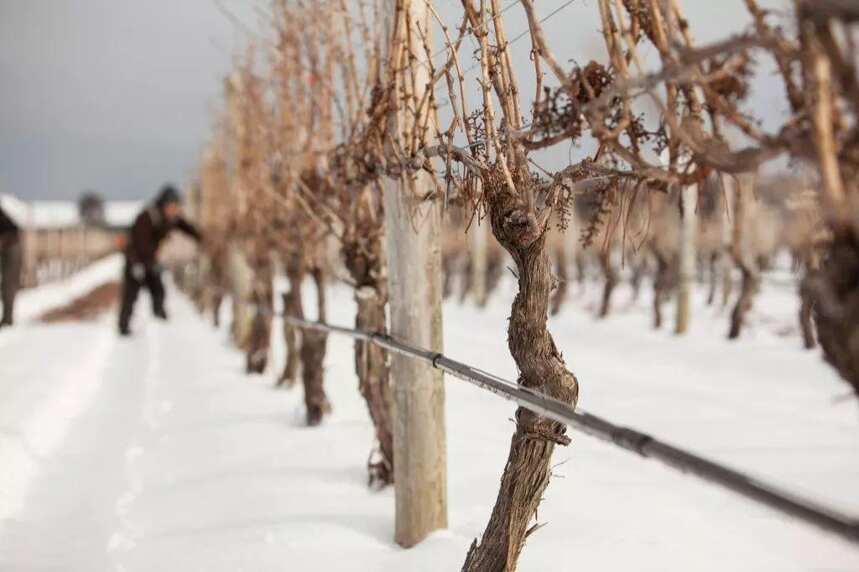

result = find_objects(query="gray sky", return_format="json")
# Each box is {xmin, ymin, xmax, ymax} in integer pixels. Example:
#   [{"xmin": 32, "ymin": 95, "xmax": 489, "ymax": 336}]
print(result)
[
  {"xmin": 1, "ymin": 0, "xmax": 791, "ymax": 202},
  {"xmin": 0, "ymin": 0, "xmax": 263, "ymax": 201}
]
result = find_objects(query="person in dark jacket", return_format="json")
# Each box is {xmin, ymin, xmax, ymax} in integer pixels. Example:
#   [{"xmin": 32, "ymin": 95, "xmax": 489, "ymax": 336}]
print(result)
[
  {"xmin": 118, "ymin": 184, "xmax": 201, "ymax": 335},
  {"xmin": 0, "ymin": 205, "xmax": 22, "ymax": 327}
]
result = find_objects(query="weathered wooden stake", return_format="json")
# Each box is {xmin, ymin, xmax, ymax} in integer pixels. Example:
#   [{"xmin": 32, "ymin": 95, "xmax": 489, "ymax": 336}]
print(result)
[
  {"xmin": 675, "ymin": 184, "xmax": 698, "ymax": 334},
  {"xmin": 383, "ymin": 0, "xmax": 448, "ymax": 546},
  {"xmin": 384, "ymin": 182, "xmax": 448, "ymax": 547}
]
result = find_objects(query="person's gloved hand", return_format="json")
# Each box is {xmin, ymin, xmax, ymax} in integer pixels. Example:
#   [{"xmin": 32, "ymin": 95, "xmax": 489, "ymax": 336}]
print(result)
[{"xmin": 131, "ymin": 263, "xmax": 146, "ymax": 281}]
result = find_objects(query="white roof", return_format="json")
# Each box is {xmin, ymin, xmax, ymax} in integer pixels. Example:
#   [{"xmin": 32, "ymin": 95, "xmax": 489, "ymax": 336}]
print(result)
[
  {"xmin": 29, "ymin": 200, "xmax": 80, "ymax": 229},
  {"xmin": 104, "ymin": 201, "xmax": 144, "ymax": 228},
  {"xmin": 0, "ymin": 194, "xmax": 32, "ymax": 227},
  {"xmin": 0, "ymin": 195, "xmax": 144, "ymax": 229}
]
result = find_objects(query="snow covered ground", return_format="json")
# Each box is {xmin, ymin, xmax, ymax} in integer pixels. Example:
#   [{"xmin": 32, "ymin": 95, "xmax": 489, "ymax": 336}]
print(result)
[
  {"xmin": 7, "ymin": 254, "xmax": 124, "ymax": 326},
  {"xmin": 1, "ymin": 260, "xmax": 858, "ymax": 571}
]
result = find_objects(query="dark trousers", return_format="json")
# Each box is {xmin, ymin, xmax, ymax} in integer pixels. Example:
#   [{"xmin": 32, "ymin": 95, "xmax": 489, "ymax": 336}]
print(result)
[
  {"xmin": 1, "ymin": 238, "xmax": 22, "ymax": 326},
  {"xmin": 118, "ymin": 262, "xmax": 166, "ymax": 331}
]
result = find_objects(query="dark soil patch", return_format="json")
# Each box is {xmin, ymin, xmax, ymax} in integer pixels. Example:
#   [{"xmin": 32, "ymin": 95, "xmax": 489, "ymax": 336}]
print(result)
[{"xmin": 39, "ymin": 281, "xmax": 121, "ymax": 323}]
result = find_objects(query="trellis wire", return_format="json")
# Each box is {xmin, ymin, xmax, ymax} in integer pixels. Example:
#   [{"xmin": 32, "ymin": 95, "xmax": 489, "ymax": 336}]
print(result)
[{"xmin": 277, "ymin": 311, "xmax": 859, "ymax": 546}]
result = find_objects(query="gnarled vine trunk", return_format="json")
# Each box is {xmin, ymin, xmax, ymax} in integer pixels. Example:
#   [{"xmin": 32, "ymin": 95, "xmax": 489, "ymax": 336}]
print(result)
[
  {"xmin": 343, "ymin": 226, "xmax": 395, "ymax": 486},
  {"xmin": 462, "ymin": 191, "xmax": 579, "ymax": 572},
  {"xmin": 812, "ymin": 230, "xmax": 859, "ymax": 397},
  {"xmin": 712, "ymin": 176, "xmax": 736, "ymax": 310},
  {"xmin": 630, "ymin": 255, "xmax": 647, "ymax": 304},
  {"xmin": 486, "ymin": 246, "xmax": 504, "ymax": 300},
  {"xmin": 728, "ymin": 174, "xmax": 759, "ymax": 340},
  {"xmin": 798, "ymin": 249, "xmax": 820, "ymax": 350},
  {"xmin": 652, "ymin": 250, "xmax": 672, "ymax": 329},
  {"xmin": 798, "ymin": 279, "xmax": 817, "ymax": 350},
  {"xmin": 246, "ymin": 248, "xmax": 274, "ymax": 374},
  {"xmin": 597, "ymin": 249, "xmax": 618, "ymax": 319},
  {"xmin": 301, "ymin": 266, "xmax": 331, "ymax": 426},
  {"xmin": 798, "ymin": 14, "xmax": 859, "ymax": 398},
  {"xmin": 209, "ymin": 246, "xmax": 228, "ymax": 328},
  {"xmin": 278, "ymin": 254, "xmax": 304, "ymax": 388},
  {"xmin": 728, "ymin": 263, "xmax": 760, "ymax": 339},
  {"xmin": 706, "ymin": 252, "xmax": 718, "ymax": 305},
  {"xmin": 354, "ymin": 284, "xmax": 394, "ymax": 484}
]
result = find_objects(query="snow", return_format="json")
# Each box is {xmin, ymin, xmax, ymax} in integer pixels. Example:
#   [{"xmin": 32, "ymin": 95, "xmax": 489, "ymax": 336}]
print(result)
[
  {"xmin": 0, "ymin": 194, "xmax": 31, "ymax": 227},
  {"xmin": 1, "ymin": 261, "xmax": 858, "ymax": 571},
  {"xmin": 28, "ymin": 200, "xmax": 80, "ymax": 229},
  {"xmin": 11, "ymin": 253, "xmax": 124, "ymax": 324},
  {"xmin": 0, "ymin": 255, "xmax": 124, "ymax": 529},
  {"xmin": 104, "ymin": 201, "xmax": 143, "ymax": 229}
]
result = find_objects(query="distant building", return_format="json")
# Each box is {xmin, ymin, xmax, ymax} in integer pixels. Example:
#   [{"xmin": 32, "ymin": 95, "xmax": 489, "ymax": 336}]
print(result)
[{"xmin": 0, "ymin": 194, "xmax": 143, "ymax": 286}]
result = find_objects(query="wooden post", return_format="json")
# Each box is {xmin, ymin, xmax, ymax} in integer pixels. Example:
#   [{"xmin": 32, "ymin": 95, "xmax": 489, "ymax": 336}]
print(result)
[
  {"xmin": 383, "ymin": 0, "xmax": 447, "ymax": 549},
  {"xmin": 675, "ymin": 184, "xmax": 698, "ymax": 334},
  {"xmin": 720, "ymin": 175, "xmax": 736, "ymax": 307},
  {"xmin": 227, "ymin": 242, "xmax": 254, "ymax": 349},
  {"xmin": 384, "ymin": 180, "xmax": 447, "ymax": 548},
  {"xmin": 728, "ymin": 172, "xmax": 760, "ymax": 339}
]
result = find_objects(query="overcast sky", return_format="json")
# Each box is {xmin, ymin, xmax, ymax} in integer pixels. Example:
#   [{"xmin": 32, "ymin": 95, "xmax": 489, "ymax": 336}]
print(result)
[
  {"xmin": 0, "ymin": 0, "xmax": 265, "ymax": 201},
  {"xmin": 1, "ymin": 0, "xmax": 790, "ymax": 202}
]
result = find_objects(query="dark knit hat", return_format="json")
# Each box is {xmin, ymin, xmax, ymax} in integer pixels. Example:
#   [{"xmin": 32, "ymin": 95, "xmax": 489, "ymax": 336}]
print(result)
[{"xmin": 156, "ymin": 184, "xmax": 182, "ymax": 207}]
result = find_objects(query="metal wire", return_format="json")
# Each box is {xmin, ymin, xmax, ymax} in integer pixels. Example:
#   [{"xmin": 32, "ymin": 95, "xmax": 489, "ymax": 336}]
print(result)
[
  {"xmin": 280, "ymin": 312, "xmax": 859, "ymax": 545},
  {"xmin": 437, "ymin": 0, "xmax": 578, "ymax": 110}
]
